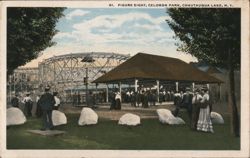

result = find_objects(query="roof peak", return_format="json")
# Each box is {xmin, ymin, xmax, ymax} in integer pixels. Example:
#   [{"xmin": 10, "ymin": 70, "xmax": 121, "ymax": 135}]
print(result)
[{"xmin": 135, "ymin": 52, "xmax": 186, "ymax": 63}]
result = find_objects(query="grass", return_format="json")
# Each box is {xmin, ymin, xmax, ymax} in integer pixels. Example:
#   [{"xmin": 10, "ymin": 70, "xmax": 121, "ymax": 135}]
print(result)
[{"xmin": 7, "ymin": 112, "xmax": 240, "ymax": 150}]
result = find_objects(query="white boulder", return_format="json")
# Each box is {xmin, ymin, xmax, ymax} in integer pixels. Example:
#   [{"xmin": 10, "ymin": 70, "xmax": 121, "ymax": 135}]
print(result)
[
  {"xmin": 78, "ymin": 107, "xmax": 98, "ymax": 126},
  {"xmin": 118, "ymin": 113, "xmax": 140, "ymax": 126},
  {"xmin": 52, "ymin": 110, "xmax": 67, "ymax": 126},
  {"xmin": 7, "ymin": 107, "xmax": 26, "ymax": 126},
  {"xmin": 211, "ymin": 112, "xmax": 224, "ymax": 124},
  {"xmin": 156, "ymin": 109, "xmax": 185, "ymax": 125}
]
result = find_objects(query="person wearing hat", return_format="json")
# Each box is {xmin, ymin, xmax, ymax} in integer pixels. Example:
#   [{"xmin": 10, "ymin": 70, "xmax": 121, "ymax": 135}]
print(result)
[
  {"xmin": 172, "ymin": 90, "xmax": 183, "ymax": 117},
  {"xmin": 196, "ymin": 86, "xmax": 214, "ymax": 133},
  {"xmin": 87, "ymin": 91, "xmax": 96, "ymax": 109},
  {"xmin": 142, "ymin": 90, "xmax": 149, "ymax": 108},
  {"xmin": 181, "ymin": 87, "xmax": 193, "ymax": 120},
  {"xmin": 53, "ymin": 92, "xmax": 61, "ymax": 110},
  {"xmin": 191, "ymin": 88, "xmax": 202, "ymax": 130},
  {"xmin": 22, "ymin": 92, "xmax": 33, "ymax": 117},
  {"xmin": 11, "ymin": 93, "xmax": 19, "ymax": 108},
  {"xmin": 35, "ymin": 94, "xmax": 42, "ymax": 117},
  {"xmin": 37, "ymin": 86, "xmax": 55, "ymax": 130},
  {"xmin": 109, "ymin": 90, "xmax": 116, "ymax": 110},
  {"xmin": 115, "ymin": 91, "xmax": 121, "ymax": 110}
]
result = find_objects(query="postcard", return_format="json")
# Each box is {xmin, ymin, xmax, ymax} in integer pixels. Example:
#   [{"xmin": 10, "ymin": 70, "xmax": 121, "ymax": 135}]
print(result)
[{"xmin": 0, "ymin": 0, "xmax": 249, "ymax": 158}]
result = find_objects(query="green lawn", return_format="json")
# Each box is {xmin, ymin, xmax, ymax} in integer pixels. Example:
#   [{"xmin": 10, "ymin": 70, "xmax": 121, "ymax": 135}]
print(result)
[{"xmin": 7, "ymin": 113, "xmax": 240, "ymax": 150}]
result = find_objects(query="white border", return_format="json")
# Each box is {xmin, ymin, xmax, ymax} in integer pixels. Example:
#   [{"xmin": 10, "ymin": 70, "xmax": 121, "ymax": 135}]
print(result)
[{"xmin": 0, "ymin": 1, "xmax": 249, "ymax": 158}]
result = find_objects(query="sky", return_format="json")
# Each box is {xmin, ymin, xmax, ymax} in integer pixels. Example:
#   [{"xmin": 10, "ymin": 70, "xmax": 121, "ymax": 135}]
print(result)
[{"xmin": 23, "ymin": 8, "xmax": 197, "ymax": 67}]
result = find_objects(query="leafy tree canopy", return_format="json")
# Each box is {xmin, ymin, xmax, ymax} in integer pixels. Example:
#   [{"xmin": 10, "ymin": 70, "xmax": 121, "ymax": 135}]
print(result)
[
  {"xmin": 167, "ymin": 8, "xmax": 241, "ymax": 137},
  {"xmin": 166, "ymin": 8, "xmax": 240, "ymax": 69},
  {"xmin": 7, "ymin": 7, "xmax": 65, "ymax": 75}
]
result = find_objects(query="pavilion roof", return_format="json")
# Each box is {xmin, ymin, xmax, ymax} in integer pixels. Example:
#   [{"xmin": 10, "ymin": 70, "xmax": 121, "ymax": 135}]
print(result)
[{"xmin": 93, "ymin": 53, "xmax": 223, "ymax": 84}]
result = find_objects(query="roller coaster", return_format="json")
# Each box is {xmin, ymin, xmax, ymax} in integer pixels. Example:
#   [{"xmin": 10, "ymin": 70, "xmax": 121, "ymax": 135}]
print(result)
[{"xmin": 8, "ymin": 52, "xmax": 130, "ymax": 103}]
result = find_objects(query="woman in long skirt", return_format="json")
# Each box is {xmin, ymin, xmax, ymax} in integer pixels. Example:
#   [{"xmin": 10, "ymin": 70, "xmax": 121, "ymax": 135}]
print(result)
[
  {"xmin": 197, "ymin": 87, "xmax": 214, "ymax": 133},
  {"xmin": 115, "ymin": 92, "xmax": 121, "ymax": 110},
  {"xmin": 191, "ymin": 89, "xmax": 202, "ymax": 130}
]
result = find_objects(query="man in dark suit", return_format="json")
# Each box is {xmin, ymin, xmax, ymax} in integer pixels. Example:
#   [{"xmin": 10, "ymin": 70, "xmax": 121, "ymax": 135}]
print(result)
[
  {"xmin": 191, "ymin": 88, "xmax": 202, "ymax": 130},
  {"xmin": 37, "ymin": 86, "xmax": 55, "ymax": 130},
  {"xmin": 88, "ymin": 91, "xmax": 96, "ymax": 109},
  {"xmin": 11, "ymin": 94, "xmax": 19, "ymax": 108},
  {"xmin": 181, "ymin": 87, "xmax": 193, "ymax": 120}
]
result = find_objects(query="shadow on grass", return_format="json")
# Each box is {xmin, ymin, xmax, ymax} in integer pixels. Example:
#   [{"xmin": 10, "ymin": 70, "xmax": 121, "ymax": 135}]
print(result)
[{"xmin": 7, "ymin": 112, "xmax": 240, "ymax": 150}]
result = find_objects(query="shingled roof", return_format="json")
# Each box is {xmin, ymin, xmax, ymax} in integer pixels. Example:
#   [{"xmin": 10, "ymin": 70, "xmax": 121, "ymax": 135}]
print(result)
[{"xmin": 93, "ymin": 53, "xmax": 222, "ymax": 84}]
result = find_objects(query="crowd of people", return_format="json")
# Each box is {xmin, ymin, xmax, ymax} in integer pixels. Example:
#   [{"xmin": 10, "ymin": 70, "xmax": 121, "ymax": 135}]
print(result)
[
  {"xmin": 10, "ymin": 85, "xmax": 214, "ymax": 133},
  {"xmin": 72, "ymin": 91, "xmax": 106, "ymax": 106},
  {"xmin": 108, "ymin": 89, "xmax": 176, "ymax": 110},
  {"xmin": 172, "ymin": 86, "xmax": 214, "ymax": 133},
  {"xmin": 10, "ymin": 86, "xmax": 61, "ymax": 130}
]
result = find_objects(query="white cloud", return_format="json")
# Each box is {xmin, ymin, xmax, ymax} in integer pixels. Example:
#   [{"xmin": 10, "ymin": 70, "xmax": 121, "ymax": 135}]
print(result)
[
  {"xmin": 22, "ymin": 11, "xmax": 197, "ymax": 68},
  {"xmin": 66, "ymin": 9, "xmax": 89, "ymax": 20},
  {"xmin": 67, "ymin": 12, "xmax": 174, "ymax": 45}
]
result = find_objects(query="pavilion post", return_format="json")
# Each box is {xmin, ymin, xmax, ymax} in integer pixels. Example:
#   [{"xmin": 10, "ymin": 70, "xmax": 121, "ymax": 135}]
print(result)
[
  {"xmin": 156, "ymin": 80, "xmax": 160, "ymax": 102},
  {"xmin": 192, "ymin": 82, "xmax": 195, "ymax": 92},
  {"xmin": 135, "ymin": 79, "xmax": 138, "ymax": 92},
  {"xmin": 119, "ymin": 82, "xmax": 122, "ymax": 102},
  {"xmin": 176, "ymin": 82, "xmax": 179, "ymax": 92},
  {"xmin": 95, "ymin": 83, "xmax": 98, "ymax": 101},
  {"xmin": 106, "ymin": 84, "xmax": 109, "ymax": 103},
  {"xmin": 207, "ymin": 83, "xmax": 210, "ymax": 89}
]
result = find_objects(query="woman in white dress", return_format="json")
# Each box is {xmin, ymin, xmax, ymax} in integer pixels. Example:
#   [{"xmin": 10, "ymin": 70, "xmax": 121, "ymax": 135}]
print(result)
[
  {"xmin": 115, "ymin": 92, "xmax": 121, "ymax": 110},
  {"xmin": 197, "ymin": 87, "xmax": 214, "ymax": 133},
  {"xmin": 53, "ymin": 92, "xmax": 61, "ymax": 110},
  {"xmin": 22, "ymin": 93, "xmax": 33, "ymax": 117}
]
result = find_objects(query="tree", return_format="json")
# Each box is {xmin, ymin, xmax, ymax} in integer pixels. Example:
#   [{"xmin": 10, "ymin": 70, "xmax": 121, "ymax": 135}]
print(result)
[
  {"xmin": 166, "ymin": 8, "xmax": 240, "ymax": 137},
  {"xmin": 7, "ymin": 7, "xmax": 65, "ymax": 75}
]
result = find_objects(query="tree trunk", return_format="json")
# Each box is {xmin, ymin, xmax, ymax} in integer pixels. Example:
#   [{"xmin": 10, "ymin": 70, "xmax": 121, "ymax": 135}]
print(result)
[{"xmin": 227, "ymin": 49, "xmax": 240, "ymax": 137}]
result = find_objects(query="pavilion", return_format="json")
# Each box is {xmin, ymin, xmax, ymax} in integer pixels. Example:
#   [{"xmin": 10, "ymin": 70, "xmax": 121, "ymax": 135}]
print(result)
[{"xmin": 93, "ymin": 53, "xmax": 223, "ymax": 102}]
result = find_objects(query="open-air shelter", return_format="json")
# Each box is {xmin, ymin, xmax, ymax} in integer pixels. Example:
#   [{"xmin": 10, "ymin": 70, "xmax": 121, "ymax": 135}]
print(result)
[{"xmin": 93, "ymin": 53, "xmax": 223, "ymax": 102}]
